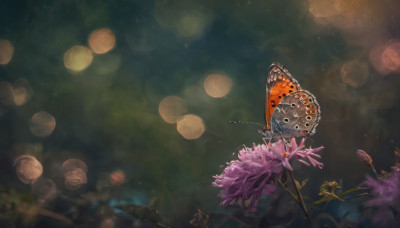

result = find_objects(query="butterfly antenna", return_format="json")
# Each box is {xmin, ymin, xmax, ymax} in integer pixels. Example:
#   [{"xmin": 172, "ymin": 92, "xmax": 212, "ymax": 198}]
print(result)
[{"xmin": 229, "ymin": 120, "xmax": 264, "ymax": 127}]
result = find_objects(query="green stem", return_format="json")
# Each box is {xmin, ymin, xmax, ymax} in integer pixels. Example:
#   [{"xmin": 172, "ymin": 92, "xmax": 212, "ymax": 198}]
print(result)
[
  {"xmin": 278, "ymin": 178, "xmax": 298, "ymax": 200},
  {"xmin": 288, "ymin": 170, "xmax": 313, "ymax": 228}
]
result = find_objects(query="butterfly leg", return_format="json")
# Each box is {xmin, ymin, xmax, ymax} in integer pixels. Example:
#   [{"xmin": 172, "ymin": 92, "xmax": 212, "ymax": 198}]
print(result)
[
  {"xmin": 279, "ymin": 135, "xmax": 289, "ymax": 153},
  {"xmin": 262, "ymin": 136, "xmax": 272, "ymax": 145},
  {"xmin": 259, "ymin": 128, "xmax": 273, "ymax": 145}
]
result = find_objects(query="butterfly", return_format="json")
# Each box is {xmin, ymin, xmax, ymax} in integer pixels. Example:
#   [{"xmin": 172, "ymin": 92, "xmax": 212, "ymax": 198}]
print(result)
[{"xmin": 258, "ymin": 63, "xmax": 321, "ymax": 139}]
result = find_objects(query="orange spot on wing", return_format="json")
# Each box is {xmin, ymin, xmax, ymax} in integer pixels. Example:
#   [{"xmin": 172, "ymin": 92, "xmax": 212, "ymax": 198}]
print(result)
[{"xmin": 265, "ymin": 79, "xmax": 299, "ymax": 130}]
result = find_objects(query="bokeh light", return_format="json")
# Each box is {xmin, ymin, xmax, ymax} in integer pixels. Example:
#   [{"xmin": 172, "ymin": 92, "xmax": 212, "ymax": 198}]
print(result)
[
  {"xmin": 100, "ymin": 217, "xmax": 115, "ymax": 228},
  {"xmin": 308, "ymin": 0, "xmax": 385, "ymax": 40},
  {"xmin": 12, "ymin": 79, "xmax": 32, "ymax": 106},
  {"xmin": 381, "ymin": 39, "xmax": 400, "ymax": 73},
  {"xmin": 0, "ymin": 81, "xmax": 14, "ymax": 110},
  {"xmin": 370, "ymin": 43, "xmax": 390, "ymax": 75},
  {"xmin": 14, "ymin": 155, "xmax": 43, "ymax": 184},
  {"xmin": 154, "ymin": 1, "xmax": 212, "ymax": 39},
  {"xmin": 340, "ymin": 60, "xmax": 369, "ymax": 88},
  {"xmin": 64, "ymin": 168, "xmax": 87, "ymax": 190},
  {"xmin": 62, "ymin": 158, "xmax": 88, "ymax": 174},
  {"xmin": 203, "ymin": 74, "xmax": 232, "ymax": 98},
  {"xmin": 63, "ymin": 45, "xmax": 93, "ymax": 72},
  {"xmin": 370, "ymin": 39, "xmax": 400, "ymax": 75},
  {"xmin": 110, "ymin": 169, "xmax": 125, "ymax": 186},
  {"xmin": 176, "ymin": 114, "xmax": 205, "ymax": 140},
  {"xmin": 0, "ymin": 39, "xmax": 14, "ymax": 65},
  {"xmin": 308, "ymin": 0, "xmax": 338, "ymax": 21},
  {"xmin": 158, "ymin": 96, "xmax": 188, "ymax": 124},
  {"xmin": 29, "ymin": 111, "xmax": 56, "ymax": 137},
  {"xmin": 62, "ymin": 159, "xmax": 88, "ymax": 190},
  {"xmin": 31, "ymin": 177, "xmax": 57, "ymax": 203},
  {"xmin": 177, "ymin": 11, "xmax": 207, "ymax": 38},
  {"xmin": 88, "ymin": 28, "xmax": 116, "ymax": 54}
]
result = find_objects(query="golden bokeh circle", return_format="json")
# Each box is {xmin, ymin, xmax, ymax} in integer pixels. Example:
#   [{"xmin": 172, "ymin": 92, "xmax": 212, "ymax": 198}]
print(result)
[
  {"xmin": 0, "ymin": 39, "xmax": 14, "ymax": 65},
  {"xmin": 63, "ymin": 45, "xmax": 93, "ymax": 72},
  {"xmin": 159, "ymin": 96, "xmax": 188, "ymax": 123},
  {"xmin": 88, "ymin": 28, "xmax": 116, "ymax": 54},
  {"xmin": 176, "ymin": 114, "xmax": 205, "ymax": 140},
  {"xmin": 204, "ymin": 74, "xmax": 232, "ymax": 98}
]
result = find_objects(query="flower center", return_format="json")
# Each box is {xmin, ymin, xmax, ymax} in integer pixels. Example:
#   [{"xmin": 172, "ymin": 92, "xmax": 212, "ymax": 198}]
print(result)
[{"xmin": 283, "ymin": 152, "xmax": 289, "ymax": 158}]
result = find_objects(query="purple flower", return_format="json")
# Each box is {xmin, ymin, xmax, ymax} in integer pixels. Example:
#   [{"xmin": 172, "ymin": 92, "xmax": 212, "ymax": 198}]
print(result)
[
  {"xmin": 363, "ymin": 167, "xmax": 400, "ymax": 224},
  {"xmin": 212, "ymin": 138, "xmax": 324, "ymax": 211}
]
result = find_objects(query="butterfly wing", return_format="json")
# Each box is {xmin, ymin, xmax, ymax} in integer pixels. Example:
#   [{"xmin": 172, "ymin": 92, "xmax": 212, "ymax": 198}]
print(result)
[
  {"xmin": 270, "ymin": 90, "xmax": 321, "ymax": 138},
  {"xmin": 265, "ymin": 63, "xmax": 301, "ymax": 130}
]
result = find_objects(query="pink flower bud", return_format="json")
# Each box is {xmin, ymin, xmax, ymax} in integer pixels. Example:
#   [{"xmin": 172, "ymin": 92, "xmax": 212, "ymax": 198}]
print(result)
[{"xmin": 356, "ymin": 150, "xmax": 373, "ymax": 165}]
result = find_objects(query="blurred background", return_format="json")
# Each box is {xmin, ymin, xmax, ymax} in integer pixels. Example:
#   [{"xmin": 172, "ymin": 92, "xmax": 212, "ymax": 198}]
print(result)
[{"xmin": 1, "ymin": 0, "xmax": 400, "ymax": 227}]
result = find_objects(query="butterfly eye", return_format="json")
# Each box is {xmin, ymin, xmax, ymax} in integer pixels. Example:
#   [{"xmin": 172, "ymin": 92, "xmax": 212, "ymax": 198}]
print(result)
[{"xmin": 284, "ymin": 118, "xmax": 289, "ymax": 123}]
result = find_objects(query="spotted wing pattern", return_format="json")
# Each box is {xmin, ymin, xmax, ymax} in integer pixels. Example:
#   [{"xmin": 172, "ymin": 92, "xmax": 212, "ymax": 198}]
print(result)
[
  {"xmin": 270, "ymin": 90, "xmax": 321, "ymax": 138},
  {"xmin": 265, "ymin": 63, "xmax": 301, "ymax": 130}
]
